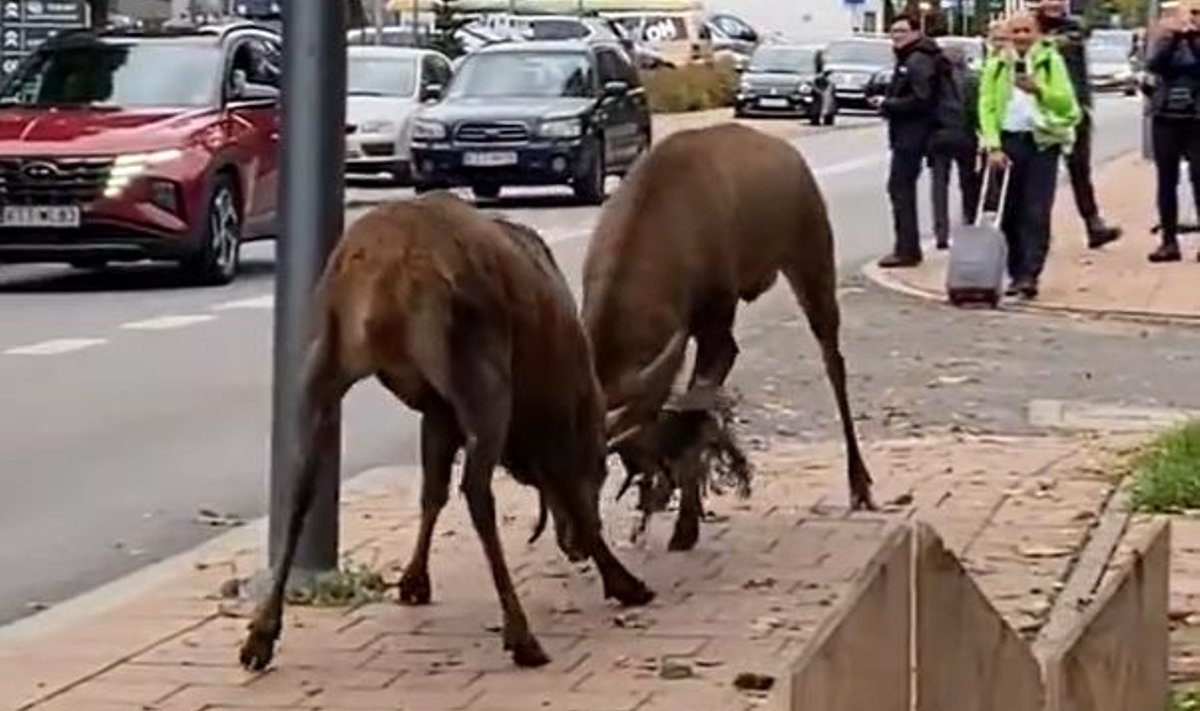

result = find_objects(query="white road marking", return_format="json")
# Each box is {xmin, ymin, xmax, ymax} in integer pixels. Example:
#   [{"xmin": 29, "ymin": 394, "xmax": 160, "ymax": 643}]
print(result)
[
  {"xmin": 119, "ymin": 315, "xmax": 216, "ymax": 331},
  {"xmin": 4, "ymin": 338, "xmax": 108, "ymax": 356},
  {"xmin": 211, "ymin": 295, "xmax": 274, "ymax": 311},
  {"xmin": 813, "ymin": 154, "xmax": 889, "ymax": 178}
]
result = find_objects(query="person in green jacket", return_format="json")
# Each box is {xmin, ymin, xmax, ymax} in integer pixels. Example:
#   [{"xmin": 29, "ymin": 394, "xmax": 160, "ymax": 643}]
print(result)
[{"xmin": 977, "ymin": 13, "xmax": 1082, "ymax": 299}]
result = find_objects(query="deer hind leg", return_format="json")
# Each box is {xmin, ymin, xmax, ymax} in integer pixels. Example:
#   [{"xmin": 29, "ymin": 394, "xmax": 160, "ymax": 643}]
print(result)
[
  {"xmin": 241, "ymin": 331, "xmax": 355, "ymax": 671},
  {"xmin": 782, "ymin": 265, "xmax": 876, "ymax": 512},
  {"xmin": 446, "ymin": 326, "xmax": 548, "ymax": 668},
  {"xmin": 397, "ymin": 396, "xmax": 461, "ymax": 606}
]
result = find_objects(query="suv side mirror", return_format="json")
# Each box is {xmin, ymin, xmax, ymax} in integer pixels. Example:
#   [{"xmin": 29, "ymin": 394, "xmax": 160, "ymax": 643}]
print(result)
[
  {"xmin": 230, "ymin": 81, "xmax": 280, "ymax": 104},
  {"xmin": 602, "ymin": 79, "xmax": 629, "ymax": 97},
  {"xmin": 421, "ymin": 83, "xmax": 443, "ymax": 102}
]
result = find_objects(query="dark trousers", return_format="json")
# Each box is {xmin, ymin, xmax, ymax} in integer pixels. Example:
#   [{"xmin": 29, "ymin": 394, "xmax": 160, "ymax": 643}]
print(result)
[
  {"xmin": 1151, "ymin": 117, "xmax": 1200, "ymax": 244},
  {"xmin": 887, "ymin": 146, "xmax": 925, "ymax": 259},
  {"xmin": 1064, "ymin": 113, "xmax": 1100, "ymax": 224},
  {"xmin": 1001, "ymin": 132, "xmax": 1061, "ymax": 283},
  {"xmin": 929, "ymin": 146, "xmax": 982, "ymax": 241}
]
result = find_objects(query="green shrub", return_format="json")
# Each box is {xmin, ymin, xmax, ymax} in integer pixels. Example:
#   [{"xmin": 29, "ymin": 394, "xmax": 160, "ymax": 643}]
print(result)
[
  {"xmin": 1129, "ymin": 420, "xmax": 1200, "ymax": 513},
  {"xmin": 641, "ymin": 59, "xmax": 739, "ymax": 114}
]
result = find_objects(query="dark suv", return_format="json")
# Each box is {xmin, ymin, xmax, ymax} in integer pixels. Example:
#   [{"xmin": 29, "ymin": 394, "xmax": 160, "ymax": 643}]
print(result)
[
  {"xmin": 408, "ymin": 40, "xmax": 651, "ymax": 205},
  {"xmin": 0, "ymin": 23, "xmax": 281, "ymax": 284}
]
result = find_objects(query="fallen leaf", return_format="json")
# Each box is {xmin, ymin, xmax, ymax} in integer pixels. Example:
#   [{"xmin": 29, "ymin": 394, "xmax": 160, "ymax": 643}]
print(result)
[{"xmin": 659, "ymin": 658, "xmax": 694, "ymax": 680}]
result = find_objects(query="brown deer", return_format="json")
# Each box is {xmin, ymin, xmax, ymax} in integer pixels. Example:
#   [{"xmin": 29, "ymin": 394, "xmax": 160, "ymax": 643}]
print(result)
[
  {"xmin": 239, "ymin": 194, "xmax": 655, "ymax": 671},
  {"xmin": 583, "ymin": 123, "xmax": 876, "ymax": 552}
]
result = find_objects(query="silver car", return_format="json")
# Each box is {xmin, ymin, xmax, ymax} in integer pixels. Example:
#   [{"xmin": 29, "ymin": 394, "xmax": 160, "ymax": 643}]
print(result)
[{"xmin": 345, "ymin": 46, "xmax": 454, "ymax": 184}]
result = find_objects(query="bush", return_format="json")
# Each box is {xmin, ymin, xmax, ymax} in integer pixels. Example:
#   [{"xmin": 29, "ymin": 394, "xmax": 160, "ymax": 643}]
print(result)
[
  {"xmin": 1129, "ymin": 420, "xmax": 1200, "ymax": 513},
  {"xmin": 640, "ymin": 58, "xmax": 739, "ymax": 114}
]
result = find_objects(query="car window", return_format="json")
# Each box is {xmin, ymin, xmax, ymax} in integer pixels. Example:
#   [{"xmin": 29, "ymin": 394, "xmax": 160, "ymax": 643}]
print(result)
[
  {"xmin": 425, "ymin": 55, "xmax": 452, "ymax": 87},
  {"xmin": 230, "ymin": 37, "xmax": 281, "ymax": 90},
  {"xmin": 0, "ymin": 40, "xmax": 223, "ymax": 108},
  {"xmin": 712, "ymin": 14, "xmax": 754, "ymax": 40},
  {"xmin": 348, "ymin": 54, "xmax": 417, "ymax": 97},
  {"xmin": 449, "ymin": 51, "xmax": 594, "ymax": 98},
  {"xmin": 595, "ymin": 48, "xmax": 624, "ymax": 85},
  {"xmin": 614, "ymin": 48, "xmax": 640, "ymax": 85},
  {"xmin": 528, "ymin": 19, "xmax": 588, "ymax": 40}
]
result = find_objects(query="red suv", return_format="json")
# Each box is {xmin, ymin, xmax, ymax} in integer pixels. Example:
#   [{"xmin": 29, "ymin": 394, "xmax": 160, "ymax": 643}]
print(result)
[{"xmin": 0, "ymin": 22, "xmax": 281, "ymax": 285}]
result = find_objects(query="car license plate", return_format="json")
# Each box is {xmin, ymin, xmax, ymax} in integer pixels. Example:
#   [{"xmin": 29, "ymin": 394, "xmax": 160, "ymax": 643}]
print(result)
[
  {"xmin": 759, "ymin": 97, "xmax": 789, "ymax": 109},
  {"xmin": 463, "ymin": 151, "xmax": 517, "ymax": 168},
  {"xmin": 2, "ymin": 206, "xmax": 81, "ymax": 228}
]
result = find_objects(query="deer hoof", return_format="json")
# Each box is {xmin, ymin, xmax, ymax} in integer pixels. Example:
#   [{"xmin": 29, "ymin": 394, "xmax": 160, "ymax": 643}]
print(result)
[
  {"xmin": 506, "ymin": 634, "xmax": 551, "ymax": 668},
  {"xmin": 239, "ymin": 626, "xmax": 277, "ymax": 672},
  {"xmin": 850, "ymin": 490, "xmax": 878, "ymax": 512},
  {"xmin": 667, "ymin": 516, "xmax": 700, "ymax": 552},
  {"xmin": 397, "ymin": 568, "xmax": 432, "ymax": 606}
]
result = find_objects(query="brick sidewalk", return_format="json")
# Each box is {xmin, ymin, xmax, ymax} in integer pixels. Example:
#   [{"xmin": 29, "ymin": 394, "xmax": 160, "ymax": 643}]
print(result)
[
  {"xmin": 0, "ymin": 434, "xmax": 1138, "ymax": 711},
  {"xmin": 868, "ymin": 153, "xmax": 1200, "ymax": 322}
]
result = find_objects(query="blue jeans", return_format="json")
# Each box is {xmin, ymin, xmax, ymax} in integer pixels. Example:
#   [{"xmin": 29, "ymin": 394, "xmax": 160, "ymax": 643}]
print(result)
[{"xmin": 1000, "ymin": 132, "xmax": 1060, "ymax": 283}]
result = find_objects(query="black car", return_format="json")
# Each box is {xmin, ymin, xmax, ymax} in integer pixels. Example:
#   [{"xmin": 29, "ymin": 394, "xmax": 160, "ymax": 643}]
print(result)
[
  {"xmin": 734, "ymin": 43, "xmax": 836, "ymax": 125},
  {"xmin": 822, "ymin": 36, "xmax": 894, "ymax": 112},
  {"xmin": 409, "ymin": 40, "xmax": 651, "ymax": 204}
]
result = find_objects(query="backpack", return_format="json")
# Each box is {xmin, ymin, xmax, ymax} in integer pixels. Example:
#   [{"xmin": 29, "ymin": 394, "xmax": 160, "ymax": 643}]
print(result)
[{"xmin": 928, "ymin": 51, "xmax": 972, "ymax": 156}]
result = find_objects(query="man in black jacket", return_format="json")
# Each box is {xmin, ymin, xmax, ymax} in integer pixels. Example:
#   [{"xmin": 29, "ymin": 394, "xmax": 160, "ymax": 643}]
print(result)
[
  {"xmin": 929, "ymin": 43, "xmax": 982, "ymax": 249},
  {"xmin": 1034, "ymin": 0, "xmax": 1124, "ymax": 248},
  {"xmin": 878, "ymin": 15, "xmax": 942, "ymax": 268}
]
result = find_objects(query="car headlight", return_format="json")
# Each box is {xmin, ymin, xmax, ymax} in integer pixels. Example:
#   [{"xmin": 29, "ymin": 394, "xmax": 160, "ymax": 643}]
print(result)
[
  {"xmin": 538, "ymin": 117, "xmax": 583, "ymax": 139},
  {"xmin": 358, "ymin": 119, "xmax": 399, "ymax": 135},
  {"xmin": 412, "ymin": 120, "xmax": 447, "ymax": 140},
  {"xmin": 104, "ymin": 148, "xmax": 183, "ymax": 198},
  {"xmin": 797, "ymin": 82, "xmax": 812, "ymax": 94}
]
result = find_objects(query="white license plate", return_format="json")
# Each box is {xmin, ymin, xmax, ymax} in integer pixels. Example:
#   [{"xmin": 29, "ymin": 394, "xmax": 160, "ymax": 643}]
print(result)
[
  {"xmin": 463, "ymin": 151, "xmax": 517, "ymax": 168},
  {"xmin": 759, "ymin": 97, "xmax": 790, "ymax": 109},
  {"xmin": 2, "ymin": 206, "xmax": 81, "ymax": 228}
]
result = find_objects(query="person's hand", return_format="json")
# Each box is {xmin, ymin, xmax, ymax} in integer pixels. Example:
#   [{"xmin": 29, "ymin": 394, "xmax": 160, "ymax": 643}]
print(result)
[
  {"xmin": 1014, "ymin": 73, "xmax": 1040, "ymax": 96},
  {"xmin": 988, "ymin": 150, "xmax": 1010, "ymax": 170}
]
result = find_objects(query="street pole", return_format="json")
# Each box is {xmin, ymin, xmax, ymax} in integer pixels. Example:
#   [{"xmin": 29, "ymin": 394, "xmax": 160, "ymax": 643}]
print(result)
[
  {"xmin": 374, "ymin": 0, "xmax": 385, "ymax": 44},
  {"xmin": 268, "ymin": 0, "xmax": 347, "ymax": 581}
]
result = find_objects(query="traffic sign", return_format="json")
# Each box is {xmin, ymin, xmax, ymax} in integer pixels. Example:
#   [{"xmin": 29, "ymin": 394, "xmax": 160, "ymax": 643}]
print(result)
[{"xmin": 0, "ymin": 0, "xmax": 90, "ymax": 78}]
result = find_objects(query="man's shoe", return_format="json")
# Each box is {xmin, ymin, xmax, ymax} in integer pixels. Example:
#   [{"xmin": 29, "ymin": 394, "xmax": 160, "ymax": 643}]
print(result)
[
  {"xmin": 1004, "ymin": 282, "xmax": 1020, "ymax": 297},
  {"xmin": 935, "ymin": 236, "xmax": 950, "ymax": 250},
  {"xmin": 1015, "ymin": 278, "xmax": 1039, "ymax": 300},
  {"xmin": 1148, "ymin": 244, "xmax": 1182, "ymax": 263},
  {"xmin": 877, "ymin": 253, "xmax": 922, "ymax": 268},
  {"xmin": 1086, "ymin": 218, "xmax": 1122, "ymax": 249}
]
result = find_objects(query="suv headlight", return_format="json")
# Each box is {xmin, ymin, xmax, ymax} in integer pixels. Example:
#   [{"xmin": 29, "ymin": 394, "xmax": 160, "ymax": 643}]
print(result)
[
  {"xmin": 104, "ymin": 148, "xmax": 183, "ymax": 198},
  {"xmin": 412, "ymin": 120, "xmax": 447, "ymax": 140},
  {"xmin": 797, "ymin": 82, "xmax": 812, "ymax": 94},
  {"xmin": 359, "ymin": 119, "xmax": 399, "ymax": 135},
  {"xmin": 538, "ymin": 117, "xmax": 583, "ymax": 139}
]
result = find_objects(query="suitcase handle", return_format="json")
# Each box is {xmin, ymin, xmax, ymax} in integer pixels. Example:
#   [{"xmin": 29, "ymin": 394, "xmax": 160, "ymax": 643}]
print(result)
[{"xmin": 973, "ymin": 157, "xmax": 1011, "ymax": 229}]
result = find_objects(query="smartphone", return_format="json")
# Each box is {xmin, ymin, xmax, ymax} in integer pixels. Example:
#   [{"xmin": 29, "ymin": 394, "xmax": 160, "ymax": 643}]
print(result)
[{"xmin": 1015, "ymin": 58, "xmax": 1028, "ymax": 74}]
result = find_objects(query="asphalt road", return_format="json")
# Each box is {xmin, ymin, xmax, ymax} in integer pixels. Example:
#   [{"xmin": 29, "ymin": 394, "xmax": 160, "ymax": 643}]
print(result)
[{"xmin": 0, "ymin": 97, "xmax": 1144, "ymax": 625}]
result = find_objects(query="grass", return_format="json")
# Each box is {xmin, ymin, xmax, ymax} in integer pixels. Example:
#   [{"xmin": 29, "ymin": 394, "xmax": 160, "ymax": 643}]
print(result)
[
  {"xmin": 284, "ymin": 558, "xmax": 390, "ymax": 608},
  {"xmin": 1170, "ymin": 688, "xmax": 1200, "ymax": 711},
  {"xmin": 641, "ymin": 58, "xmax": 739, "ymax": 114},
  {"xmin": 1129, "ymin": 421, "xmax": 1200, "ymax": 513}
]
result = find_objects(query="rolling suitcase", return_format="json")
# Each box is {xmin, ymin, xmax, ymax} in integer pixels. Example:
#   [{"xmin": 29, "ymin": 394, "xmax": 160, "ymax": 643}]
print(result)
[{"xmin": 945, "ymin": 162, "xmax": 1011, "ymax": 308}]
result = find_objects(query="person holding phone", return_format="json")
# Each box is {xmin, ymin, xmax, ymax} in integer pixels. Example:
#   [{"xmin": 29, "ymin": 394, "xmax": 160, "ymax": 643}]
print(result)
[
  {"xmin": 978, "ymin": 13, "xmax": 1081, "ymax": 299},
  {"xmin": 1145, "ymin": 0, "xmax": 1200, "ymax": 262}
]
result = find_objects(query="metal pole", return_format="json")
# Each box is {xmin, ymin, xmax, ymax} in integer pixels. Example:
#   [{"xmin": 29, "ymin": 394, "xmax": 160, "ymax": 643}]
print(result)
[
  {"xmin": 268, "ymin": 0, "xmax": 347, "ymax": 578},
  {"xmin": 374, "ymin": 0, "xmax": 385, "ymax": 44}
]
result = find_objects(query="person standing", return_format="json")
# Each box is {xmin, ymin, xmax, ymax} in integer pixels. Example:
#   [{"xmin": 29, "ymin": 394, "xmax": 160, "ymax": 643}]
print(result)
[
  {"xmin": 1145, "ymin": 0, "xmax": 1200, "ymax": 262},
  {"xmin": 978, "ymin": 12, "xmax": 1082, "ymax": 299},
  {"xmin": 988, "ymin": 19, "xmax": 1012, "ymax": 56},
  {"xmin": 1034, "ymin": 0, "xmax": 1124, "ymax": 248},
  {"xmin": 877, "ymin": 15, "xmax": 943, "ymax": 268},
  {"xmin": 929, "ymin": 43, "xmax": 982, "ymax": 249}
]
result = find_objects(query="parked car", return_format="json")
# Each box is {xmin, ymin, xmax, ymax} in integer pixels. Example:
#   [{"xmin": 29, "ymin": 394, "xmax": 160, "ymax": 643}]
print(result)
[
  {"xmin": 1087, "ymin": 40, "xmax": 1138, "ymax": 95},
  {"xmin": 345, "ymin": 46, "xmax": 454, "ymax": 183},
  {"xmin": 409, "ymin": 39, "xmax": 651, "ymax": 205},
  {"xmin": 936, "ymin": 35, "xmax": 985, "ymax": 72},
  {"xmin": 735, "ymin": 44, "xmax": 836, "ymax": 125},
  {"xmin": 821, "ymin": 36, "xmax": 894, "ymax": 112},
  {"xmin": 707, "ymin": 12, "xmax": 760, "ymax": 57},
  {"xmin": 0, "ymin": 22, "xmax": 281, "ymax": 285}
]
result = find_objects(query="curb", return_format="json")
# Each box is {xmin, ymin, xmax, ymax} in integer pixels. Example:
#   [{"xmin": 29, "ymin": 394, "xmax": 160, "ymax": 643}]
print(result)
[{"xmin": 861, "ymin": 256, "xmax": 1200, "ymax": 329}]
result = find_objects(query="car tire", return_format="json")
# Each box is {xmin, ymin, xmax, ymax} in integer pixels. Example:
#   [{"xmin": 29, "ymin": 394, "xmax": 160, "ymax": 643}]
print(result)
[
  {"xmin": 734, "ymin": 106, "xmax": 747, "ymax": 118},
  {"xmin": 471, "ymin": 182, "xmax": 501, "ymax": 200},
  {"xmin": 181, "ymin": 174, "xmax": 241, "ymax": 286},
  {"xmin": 573, "ymin": 138, "xmax": 606, "ymax": 206}
]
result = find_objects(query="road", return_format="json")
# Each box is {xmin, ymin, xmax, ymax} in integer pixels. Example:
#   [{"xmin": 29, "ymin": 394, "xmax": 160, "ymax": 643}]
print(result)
[{"xmin": 0, "ymin": 97, "xmax": 1143, "ymax": 625}]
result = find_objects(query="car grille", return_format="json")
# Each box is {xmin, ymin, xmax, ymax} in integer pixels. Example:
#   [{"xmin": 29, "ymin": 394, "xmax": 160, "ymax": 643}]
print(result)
[
  {"xmin": 0, "ymin": 156, "xmax": 113, "ymax": 205},
  {"xmin": 362, "ymin": 142, "xmax": 395, "ymax": 157},
  {"xmin": 454, "ymin": 122, "xmax": 529, "ymax": 144}
]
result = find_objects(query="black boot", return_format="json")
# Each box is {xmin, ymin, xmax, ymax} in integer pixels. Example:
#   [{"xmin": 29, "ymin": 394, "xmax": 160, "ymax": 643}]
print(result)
[
  {"xmin": 1148, "ymin": 241, "xmax": 1181, "ymax": 263},
  {"xmin": 1086, "ymin": 216, "xmax": 1122, "ymax": 249}
]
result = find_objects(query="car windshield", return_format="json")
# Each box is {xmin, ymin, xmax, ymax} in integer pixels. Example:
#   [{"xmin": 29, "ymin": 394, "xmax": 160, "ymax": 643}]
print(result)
[
  {"xmin": 823, "ymin": 40, "xmax": 892, "ymax": 66},
  {"xmin": 749, "ymin": 47, "xmax": 817, "ymax": 73},
  {"xmin": 0, "ymin": 41, "xmax": 221, "ymax": 108},
  {"xmin": 1088, "ymin": 43, "xmax": 1129, "ymax": 62},
  {"xmin": 347, "ymin": 55, "xmax": 418, "ymax": 97},
  {"xmin": 448, "ymin": 51, "xmax": 594, "ymax": 98}
]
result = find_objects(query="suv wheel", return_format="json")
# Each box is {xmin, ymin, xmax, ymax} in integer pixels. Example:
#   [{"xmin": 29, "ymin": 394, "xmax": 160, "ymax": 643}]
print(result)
[
  {"xmin": 573, "ymin": 138, "xmax": 606, "ymax": 206},
  {"xmin": 471, "ymin": 182, "xmax": 501, "ymax": 201},
  {"xmin": 182, "ymin": 175, "xmax": 241, "ymax": 286}
]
